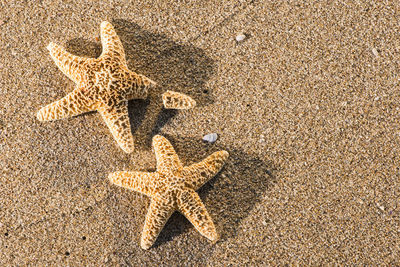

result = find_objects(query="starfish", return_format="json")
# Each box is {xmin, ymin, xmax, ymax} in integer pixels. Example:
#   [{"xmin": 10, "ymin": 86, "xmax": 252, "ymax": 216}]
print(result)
[
  {"xmin": 37, "ymin": 21, "xmax": 196, "ymax": 153},
  {"xmin": 109, "ymin": 135, "xmax": 229, "ymax": 249}
]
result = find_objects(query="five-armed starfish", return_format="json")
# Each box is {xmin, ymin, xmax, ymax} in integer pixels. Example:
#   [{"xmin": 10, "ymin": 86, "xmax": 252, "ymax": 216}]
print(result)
[
  {"xmin": 37, "ymin": 21, "xmax": 196, "ymax": 153},
  {"xmin": 109, "ymin": 135, "xmax": 229, "ymax": 249}
]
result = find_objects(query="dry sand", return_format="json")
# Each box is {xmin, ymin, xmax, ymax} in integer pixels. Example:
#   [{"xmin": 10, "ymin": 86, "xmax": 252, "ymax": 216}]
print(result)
[{"xmin": 1, "ymin": 0, "xmax": 400, "ymax": 265}]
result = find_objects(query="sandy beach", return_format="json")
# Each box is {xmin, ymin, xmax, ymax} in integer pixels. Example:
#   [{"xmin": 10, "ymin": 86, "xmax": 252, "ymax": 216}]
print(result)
[{"xmin": 1, "ymin": 1, "xmax": 399, "ymax": 265}]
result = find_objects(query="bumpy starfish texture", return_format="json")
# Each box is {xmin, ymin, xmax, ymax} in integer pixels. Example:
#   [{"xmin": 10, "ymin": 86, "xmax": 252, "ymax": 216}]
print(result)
[
  {"xmin": 37, "ymin": 21, "xmax": 195, "ymax": 153},
  {"xmin": 109, "ymin": 135, "xmax": 229, "ymax": 249},
  {"xmin": 162, "ymin": 90, "xmax": 196, "ymax": 109}
]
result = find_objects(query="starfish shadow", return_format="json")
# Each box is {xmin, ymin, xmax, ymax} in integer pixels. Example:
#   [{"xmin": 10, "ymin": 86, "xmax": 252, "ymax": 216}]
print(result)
[
  {"xmin": 65, "ymin": 20, "xmax": 215, "ymax": 150},
  {"xmin": 113, "ymin": 19, "xmax": 215, "ymax": 148},
  {"xmin": 152, "ymin": 136, "xmax": 278, "ymax": 248},
  {"xmin": 112, "ymin": 19, "xmax": 215, "ymax": 107},
  {"xmin": 106, "ymin": 135, "xmax": 278, "ymax": 258},
  {"xmin": 65, "ymin": 38, "xmax": 102, "ymax": 58}
]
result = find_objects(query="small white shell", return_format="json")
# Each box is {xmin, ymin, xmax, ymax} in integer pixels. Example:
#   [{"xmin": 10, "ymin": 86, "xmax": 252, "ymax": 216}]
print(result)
[
  {"xmin": 236, "ymin": 33, "xmax": 246, "ymax": 42},
  {"xmin": 203, "ymin": 133, "xmax": 218, "ymax": 143},
  {"xmin": 372, "ymin": 48, "xmax": 378, "ymax": 57}
]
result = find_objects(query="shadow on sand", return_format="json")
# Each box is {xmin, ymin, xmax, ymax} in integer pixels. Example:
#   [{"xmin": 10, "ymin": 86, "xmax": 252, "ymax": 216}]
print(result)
[{"xmin": 151, "ymin": 135, "xmax": 277, "ymax": 248}]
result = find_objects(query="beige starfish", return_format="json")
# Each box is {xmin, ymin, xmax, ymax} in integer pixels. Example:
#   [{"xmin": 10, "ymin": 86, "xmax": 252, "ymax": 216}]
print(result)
[
  {"xmin": 162, "ymin": 90, "xmax": 196, "ymax": 109},
  {"xmin": 37, "ymin": 21, "xmax": 196, "ymax": 153},
  {"xmin": 109, "ymin": 135, "xmax": 229, "ymax": 249}
]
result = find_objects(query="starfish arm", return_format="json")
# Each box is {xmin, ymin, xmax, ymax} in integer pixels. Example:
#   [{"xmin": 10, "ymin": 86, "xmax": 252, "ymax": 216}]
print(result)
[
  {"xmin": 108, "ymin": 171, "xmax": 159, "ymax": 197},
  {"xmin": 37, "ymin": 88, "xmax": 93, "ymax": 121},
  {"xmin": 162, "ymin": 90, "xmax": 196, "ymax": 109},
  {"xmin": 152, "ymin": 135, "xmax": 182, "ymax": 175},
  {"xmin": 126, "ymin": 73, "xmax": 156, "ymax": 100},
  {"xmin": 98, "ymin": 101, "xmax": 134, "ymax": 153},
  {"xmin": 47, "ymin": 42, "xmax": 88, "ymax": 84},
  {"xmin": 183, "ymin": 151, "xmax": 229, "ymax": 191},
  {"xmin": 177, "ymin": 189, "xmax": 218, "ymax": 241},
  {"xmin": 99, "ymin": 21, "xmax": 126, "ymax": 63},
  {"xmin": 141, "ymin": 196, "xmax": 175, "ymax": 250}
]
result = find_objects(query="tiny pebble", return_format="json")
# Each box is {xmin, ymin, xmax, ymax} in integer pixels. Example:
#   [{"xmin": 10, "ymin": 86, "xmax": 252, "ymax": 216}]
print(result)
[
  {"xmin": 374, "ymin": 96, "xmax": 380, "ymax": 101},
  {"xmin": 377, "ymin": 203, "xmax": 385, "ymax": 211},
  {"xmin": 372, "ymin": 48, "xmax": 378, "ymax": 57},
  {"xmin": 236, "ymin": 33, "xmax": 246, "ymax": 42},
  {"xmin": 203, "ymin": 133, "xmax": 218, "ymax": 143}
]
